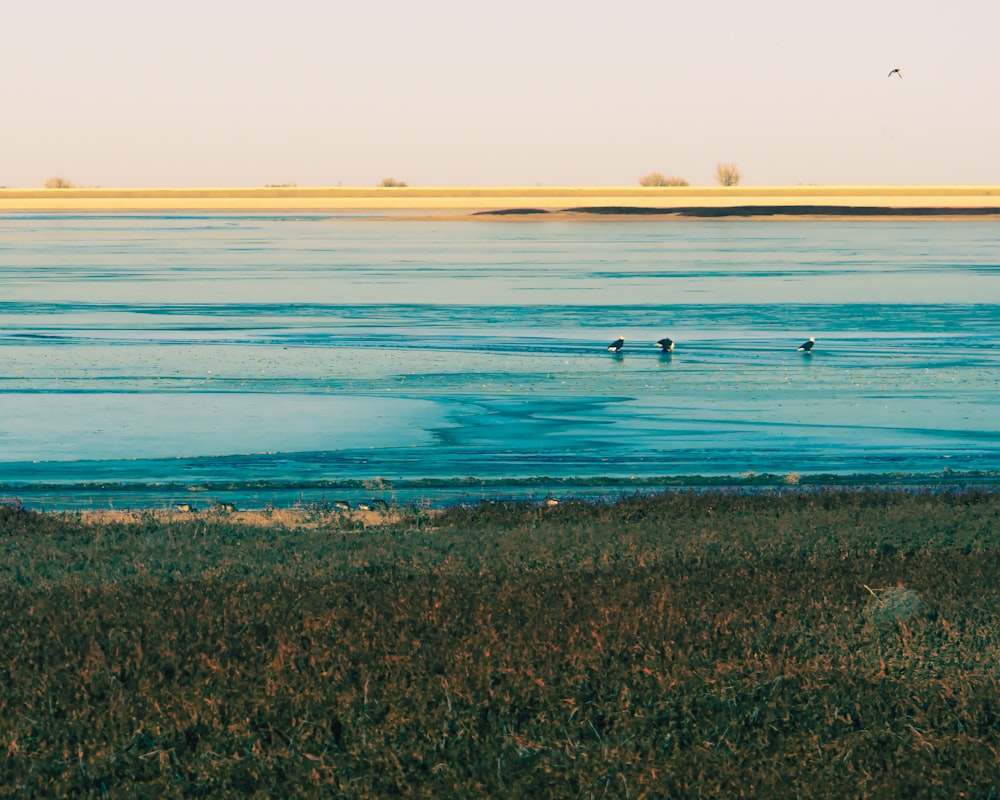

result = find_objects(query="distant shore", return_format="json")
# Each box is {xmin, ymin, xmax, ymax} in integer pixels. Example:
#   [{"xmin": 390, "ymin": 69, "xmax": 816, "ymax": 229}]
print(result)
[{"xmin": 2, "ymin": 185, "xmax": 999, "ymax": 217}]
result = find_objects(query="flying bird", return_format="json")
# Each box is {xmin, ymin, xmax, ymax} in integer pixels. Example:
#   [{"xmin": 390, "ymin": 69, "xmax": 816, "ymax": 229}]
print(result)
[
  {"xmin": 797, "ymin": 337, "xmax": 815, "ymax": 352},
  {"xmin": 607, "ymin": 336, "xmax": 625, "ymax": 352},
  {"xmin": 888, "ymin": 68, "xmax": 902, "ymax": 79},
  {"xmin": 656, "ymin": 337, "xmax": 675, "ymax": 352}
]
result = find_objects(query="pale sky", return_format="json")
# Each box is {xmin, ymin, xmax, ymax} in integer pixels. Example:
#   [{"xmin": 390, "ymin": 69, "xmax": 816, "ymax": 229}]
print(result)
[{"xmin": 3, "ymin": 0, "xmax": 998, "ymax": 188}]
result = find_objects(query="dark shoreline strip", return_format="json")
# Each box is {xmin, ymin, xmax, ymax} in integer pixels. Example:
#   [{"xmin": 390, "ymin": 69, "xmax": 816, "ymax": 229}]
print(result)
[
  {"xmin": 477, "ymin": 205, "xmax": 1000, "ymax": 217},
  {"xmin": 471, "ymin": 207, "xmax": 550, "ymax": 215}
]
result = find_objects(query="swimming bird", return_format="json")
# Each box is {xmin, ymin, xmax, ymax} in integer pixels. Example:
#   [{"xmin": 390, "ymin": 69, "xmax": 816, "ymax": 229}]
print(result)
[
  {"xmin": 607, "ymin": 336, "xmax": 625, "ymax": 352},
  {"xmin": 888, "ymin": 68, "xmax": 902, "ymax": 78},
  {"xmin": 656, "ymin": 337, "xmax": 675, "ymax": 352},
  {"xmin": 797, "ymin": 337, "xmax": 815, "ymax": 352}
]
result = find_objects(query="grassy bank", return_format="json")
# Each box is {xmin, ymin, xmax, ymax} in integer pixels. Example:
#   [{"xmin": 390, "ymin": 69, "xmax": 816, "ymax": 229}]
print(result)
[{"xmin": 1, "ymin": 491, "xmax": 998, "ymax": 797}]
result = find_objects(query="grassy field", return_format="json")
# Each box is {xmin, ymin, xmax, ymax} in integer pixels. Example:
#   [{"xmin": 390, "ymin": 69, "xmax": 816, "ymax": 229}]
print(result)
[{"xmin": 1, "ymin": 491, "xmax": 998, "ymax": 797}]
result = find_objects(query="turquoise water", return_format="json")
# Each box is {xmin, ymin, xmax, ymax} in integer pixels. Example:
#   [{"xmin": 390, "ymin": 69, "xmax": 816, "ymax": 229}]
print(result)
[{"xmin": 1, "ymin": 213, "xmax": 998, "ymax": 509}]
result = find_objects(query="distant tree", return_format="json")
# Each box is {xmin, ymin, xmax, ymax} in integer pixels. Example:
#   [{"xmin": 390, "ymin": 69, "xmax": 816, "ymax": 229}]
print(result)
[
  {"xmin": 639, "ymin": 172, "xmax": 690, "ymax": 187},
  {"xmin": 44, "ymin": 176, "xmax": 75, "ymax": 189},
  {"xmin": 378, "ymin": 178, "xmax": 408, "ymax": 187},
  {"xmin": 264, "ymin": 183, "xmax": 298, "ymax": 188},
  {"xmin": 714, "ymin": 163, "xmax": 741, "ymax": 187}
]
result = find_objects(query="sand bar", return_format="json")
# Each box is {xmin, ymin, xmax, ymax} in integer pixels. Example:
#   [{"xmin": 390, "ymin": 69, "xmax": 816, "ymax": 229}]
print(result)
[{"xmin": 1, "ymin": 185, "xmax": 999, "ymax": 216}]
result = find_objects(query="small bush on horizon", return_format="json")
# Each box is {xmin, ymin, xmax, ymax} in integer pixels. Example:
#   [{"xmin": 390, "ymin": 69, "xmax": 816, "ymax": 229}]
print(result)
[
  {"xmin": 639, "ymin": 172, "xmax": 690, "ymax": 187},
  {"xmin": 379, "ymin": 177, "xmax": 408, "ymax": 187},
  {"xmin": 715, "ymin": 162, "xmax": 741, "ymax": 186},
  {"xmin": 43, "ymin": 176, "xmax": 75, "ymax": 189}
]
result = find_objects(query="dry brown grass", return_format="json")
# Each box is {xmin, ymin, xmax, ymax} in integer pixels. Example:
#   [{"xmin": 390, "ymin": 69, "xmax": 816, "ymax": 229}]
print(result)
[{"xmin": 2, "ymin": 490, "xmax": 998, "ymax": 797}]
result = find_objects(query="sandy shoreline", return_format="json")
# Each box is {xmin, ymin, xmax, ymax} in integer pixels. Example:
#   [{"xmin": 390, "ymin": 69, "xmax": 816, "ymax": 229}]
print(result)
[
  {"xmin": 2, "ymin": 185, "xmax": 999, "ymax": 216},
  {"xmin": 66, "ymin": 506, "xmax": 409, "ymax": 530}
]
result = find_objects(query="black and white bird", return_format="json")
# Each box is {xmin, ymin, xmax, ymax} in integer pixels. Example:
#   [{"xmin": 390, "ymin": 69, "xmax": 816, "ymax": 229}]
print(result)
[
  {"xmin": 607, "ymin": 336, "xmax": 625, "ymax": 352},
  {"xmin": 797, "ymin": 337, "xmax": 815, "ymax": 352},
  {"xmin": 888, "ymin": 68, "xmax": 902, "ymax": 79},
  {"xmin": 656, "ymin": 337, "xmax": 675, "ymax": 352}
]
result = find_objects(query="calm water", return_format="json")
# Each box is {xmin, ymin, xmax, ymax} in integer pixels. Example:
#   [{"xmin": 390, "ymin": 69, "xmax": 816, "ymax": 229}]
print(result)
[{"xmin": 1, "ymin": 213, "xmax": 998, "ymax": 509}]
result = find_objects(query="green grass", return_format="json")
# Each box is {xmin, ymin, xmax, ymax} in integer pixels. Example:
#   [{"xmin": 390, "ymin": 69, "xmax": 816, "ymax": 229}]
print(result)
[{"xmin": 1, "ymin": 491, "xmax": 998, "ymax": 797}]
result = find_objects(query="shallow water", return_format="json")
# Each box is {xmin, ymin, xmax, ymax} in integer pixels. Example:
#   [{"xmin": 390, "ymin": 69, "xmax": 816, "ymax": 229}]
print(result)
[{"xmin": 1, "ymin": 213, "xmax": 998, "ymax": 509}]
